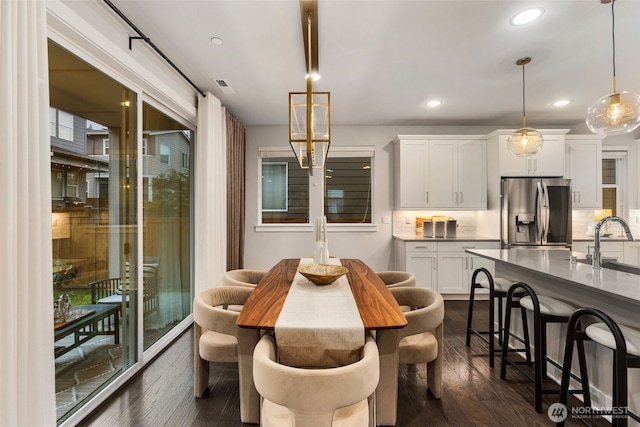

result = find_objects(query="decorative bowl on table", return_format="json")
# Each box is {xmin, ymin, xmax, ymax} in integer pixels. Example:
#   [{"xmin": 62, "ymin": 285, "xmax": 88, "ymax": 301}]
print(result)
[{"xmin": 297, "ymin": 264, "xmax": 349, "ymax": 286}]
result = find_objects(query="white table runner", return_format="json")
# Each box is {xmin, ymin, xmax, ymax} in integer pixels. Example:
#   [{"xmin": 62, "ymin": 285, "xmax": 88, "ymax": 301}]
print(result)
[{"xmin": 274, "ymin": 258, "xmax": 365, "ymax": 367}]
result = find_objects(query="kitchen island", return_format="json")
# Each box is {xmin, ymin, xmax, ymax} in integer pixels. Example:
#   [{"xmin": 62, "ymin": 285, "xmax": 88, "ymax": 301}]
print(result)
[
  {"xmin": 465, "ymin": 248, "xmax": 639, "ymax": 311},
  {"xmin": 466, "ymin": 248, "xmax": 639, "ymax": 417}
]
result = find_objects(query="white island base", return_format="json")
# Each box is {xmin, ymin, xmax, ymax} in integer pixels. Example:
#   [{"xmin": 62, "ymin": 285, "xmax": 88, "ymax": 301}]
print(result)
[{"xmin": 466, "ymin": 248, "xmax": 640, "ymax": 422}]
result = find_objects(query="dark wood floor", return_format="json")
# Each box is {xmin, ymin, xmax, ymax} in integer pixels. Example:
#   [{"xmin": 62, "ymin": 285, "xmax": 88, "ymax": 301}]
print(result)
[{"xmin": 79, "ymin": 301, "xmax": 609, "ymax": 426}]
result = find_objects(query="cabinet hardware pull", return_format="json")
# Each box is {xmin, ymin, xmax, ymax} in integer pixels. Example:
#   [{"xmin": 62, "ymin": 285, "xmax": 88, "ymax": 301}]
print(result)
[
  {"xmin": 470, "ymin": 257, "xmax": 474, "ymax": 270},
  {"xmin": 426, "ymin": 191, "xmax": 429, "ymax": 203}
]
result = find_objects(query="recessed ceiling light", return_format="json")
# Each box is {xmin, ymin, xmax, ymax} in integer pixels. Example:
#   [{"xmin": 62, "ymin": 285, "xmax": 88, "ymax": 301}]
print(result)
[
  {"xmin": 510, "ymin": 8, "xmax": 544, "ymax": 26},
  {"xmin": 210, "ymin": 37, "xmax": 223, "ymax": 45},
  {"xmin": 552, "ymin": 100, "xmax": 571, "ymax": 107},
  {"xmin": 426, "ymin": 100, "xmax": 442, "ymax": 107}
]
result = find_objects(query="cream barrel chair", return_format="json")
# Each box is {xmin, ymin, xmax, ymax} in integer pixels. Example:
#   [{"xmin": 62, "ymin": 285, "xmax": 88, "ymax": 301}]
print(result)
[
  {"xmin": 193, "ymin": 286, "xmax": 261, "ymax": 423},
  {"xmin": 222, "ymin": 269, "xmax": 267, "ymax": 312},
  {"xmin": 376, "ymin": 287, "xmax": 444, "ymax": 425},
  {"xmin": 222, "ymin": 269, "xmax": 267, "ymax": 288},
  {"xmin": 375, "ymin": 271, "xmax": 416, "ymax": 289},
  {"xmin": 253, "ymin": 334, "xmax": 380, "ymax": 427}
]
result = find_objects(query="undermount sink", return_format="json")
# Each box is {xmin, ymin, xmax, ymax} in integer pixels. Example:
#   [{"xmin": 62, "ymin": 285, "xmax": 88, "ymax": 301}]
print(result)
[{"xmin": 573, "ymin": 257, "xmax": 640, "ymax": 275}]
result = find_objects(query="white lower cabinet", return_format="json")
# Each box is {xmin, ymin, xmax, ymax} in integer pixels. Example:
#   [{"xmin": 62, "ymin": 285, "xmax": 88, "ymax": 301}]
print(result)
[
  {"xmin": 406, "ymin": 250, "xmax": 438, "ymax": 290},
  {"xmin": 395, "ymin": 239, "xmax": 499, "ymax": 297},
  {"xmin": 437, "ymin": 242, "xmax": 499, "ymax": 294}
]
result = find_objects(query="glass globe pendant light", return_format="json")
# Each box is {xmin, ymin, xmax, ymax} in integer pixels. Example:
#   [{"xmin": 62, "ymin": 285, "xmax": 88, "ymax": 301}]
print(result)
[
  {"xmin": 586, "ymin": 0, "xmax": 640, "ymax": 135},
  {"xmin": 507, "ymin": 57, "xmax": 543, "ymax": 157}
]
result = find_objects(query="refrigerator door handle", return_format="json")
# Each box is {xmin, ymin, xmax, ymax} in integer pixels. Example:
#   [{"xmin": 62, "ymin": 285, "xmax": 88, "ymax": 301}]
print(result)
[
  {"xmin": 542, "ymin": 182, "xmax": 550, "ymax": 243},
  {"xmin": 536, "ymin": 181, "xmax": 545, "ymax": 242}
]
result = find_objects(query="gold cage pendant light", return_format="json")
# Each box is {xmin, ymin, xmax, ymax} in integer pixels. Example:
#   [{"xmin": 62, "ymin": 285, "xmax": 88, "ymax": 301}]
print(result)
[
  {"xmin": 585, "ymin": 0, "xmax": 640, "ymax": 135},
  {"xmin": 289, "ymin": 1, "xmax": 330, "ymax": 173},
  {"xmin": 507, "ymin": 57, "xmax": 543, "ymax": 157}
]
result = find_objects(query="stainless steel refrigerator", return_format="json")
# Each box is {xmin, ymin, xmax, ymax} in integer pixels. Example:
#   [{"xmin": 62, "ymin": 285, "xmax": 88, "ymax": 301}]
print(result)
[{"xmin": 501, "ymin": 177, "xmax": 572, "ymax": 248}]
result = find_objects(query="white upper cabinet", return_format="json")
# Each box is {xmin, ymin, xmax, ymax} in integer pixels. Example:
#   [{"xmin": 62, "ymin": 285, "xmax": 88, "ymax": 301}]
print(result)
[
  {"xmin": 495, "ymin": 130, "xmax": 568, "ymax": 177},
  {"xmin": 457, "ymin": 139, "xmax": 487, "ymax": 208},
  {"xmin": 394, "ymin": 138, "xmax": 430, "ymax": 208},
  {"xmin": 565, "ymin": 135, "xmax": 602, "ymax": 209},
  {"xmin": 394, "ymin": 136, "xmax": 487, "ymax": 210}
]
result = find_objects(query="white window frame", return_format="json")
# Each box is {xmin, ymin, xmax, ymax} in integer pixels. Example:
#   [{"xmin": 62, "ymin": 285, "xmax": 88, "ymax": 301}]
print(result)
[
  {"xmin": 256, "ymin": 147, "xmax": 311, "ymax": 232},
  {"xmin": 159, "ymin": 144, "xmax": 170, "ymax": 165},
  {"xmin": 57, "ymin": 110, "xmax": 74, "ymax": 141},
  {"xmin": 602, "ymin": 147, "xmax": 628, "ymax": 220},
  {"xmin": 103, "ymin": 138, "xmax": 109, "ymax": 155},
  {"xmin": 255, "ymin": 146, "xmax": 378, "ymax": 233},
  {"xmin": 66, "ymin": 171, "xmax": 79, "ymax": 197},
  {"xmin": 181, "ymin": 152, "xmax": 190, "ymax": 169},
  {"xmin": 325, "ymin": 146, "xmax": 377, "ymax": 231},
  {"xmin": 142, "ymin": 138, "xmax": 148, "ymax": 155},
  {"xmin": 261, "ymin": 162, "xmax": 288, "ymax": 212}
]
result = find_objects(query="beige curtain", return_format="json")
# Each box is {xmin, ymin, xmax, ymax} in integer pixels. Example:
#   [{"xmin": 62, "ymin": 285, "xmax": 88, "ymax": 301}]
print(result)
[
  {"xmin": 226, "ymin": 112, "xmax": 246, "ymax": 270},
  {"xmin": 0, "ymin": 0, "xmax": 56, "ymax": 425},
  {"xmin": 194, "ymin": 93, "xmax": 226, "ymax": 294}
]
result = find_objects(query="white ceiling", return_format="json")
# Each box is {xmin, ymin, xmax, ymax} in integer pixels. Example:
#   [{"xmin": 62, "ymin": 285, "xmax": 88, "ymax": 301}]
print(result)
[{"xmin": 108, "ymin": 0, "xmax": 640, "ymax": 133}]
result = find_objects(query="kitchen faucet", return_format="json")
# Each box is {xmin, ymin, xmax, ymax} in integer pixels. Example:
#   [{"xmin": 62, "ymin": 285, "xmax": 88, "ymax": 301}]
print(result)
[{"xmin": 593, "ymin": 216, "xmax": 634, "ymax": 269}]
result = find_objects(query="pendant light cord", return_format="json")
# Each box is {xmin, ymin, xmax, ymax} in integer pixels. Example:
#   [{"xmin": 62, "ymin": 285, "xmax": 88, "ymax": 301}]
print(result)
[
  {"xmin": 521, "ymin": 61, "xmax": 526, "ymax": 129},
  {"xmin": 610, "ymin": 1, "xmax": 617, "ymax": 92}
]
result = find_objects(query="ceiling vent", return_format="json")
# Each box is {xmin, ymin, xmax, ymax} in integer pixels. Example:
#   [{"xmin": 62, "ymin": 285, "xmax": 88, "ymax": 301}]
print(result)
[{"xmin": 213, "ymin": 78, "xmax": 235, "ymax": 94}]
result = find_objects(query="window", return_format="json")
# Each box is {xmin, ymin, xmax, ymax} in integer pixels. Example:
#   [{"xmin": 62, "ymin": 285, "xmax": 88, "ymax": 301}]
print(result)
[
  {"xmin": 259, "ymin": 150, "xmax": 309, "ymax": 224},
  {"xmin": 142, "ymin": 138, "xmax": 148, "ymax": 155},
  {"xmin": 103, "ymin": 138, "xmax": 109, "ymax": 155},
  {"xmin": 601, "ymin": 149, "xmax": 627, "ymax": 217},
  {"xmin": 66, "ymin": 171, "xmax": 78, "ymax": 197},
  {"xmin": 160, "ymin": 144, "xmax": 170, "ymax": 165},
  {"xmin": 182, "ymin": 152, "xmax": 190, "ymax": 169},
  {"xmin": 51, "ymin": 170, "xmax": 64, "ymax": 198},
  {"xmin": 49, "ymin": 107, "xmax": 74, "ymax": 141},
  {"xmin": 262, "ymin": 162, "xmax": 288, "ymax": 211},
  {"xmin": 58, "ymin": 111, "xmax": 74, "ymax": 141},
  {"xmin": 324, "ymin": 156, "xmax": 372, "ymax": 223}
]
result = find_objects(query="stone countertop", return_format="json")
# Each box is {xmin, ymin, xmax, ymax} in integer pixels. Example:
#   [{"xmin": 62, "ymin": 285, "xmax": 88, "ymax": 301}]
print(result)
[
  {"xmin": 466, "ymin": 248, "xmax": 640, "ymax": 304},
  {"xmin": 393, "ymin": 234, "xmax": 499, "ymax": 242},
  {"xmin": 572, "ymin": 233, "xmax": 634, "ymax": 242}
]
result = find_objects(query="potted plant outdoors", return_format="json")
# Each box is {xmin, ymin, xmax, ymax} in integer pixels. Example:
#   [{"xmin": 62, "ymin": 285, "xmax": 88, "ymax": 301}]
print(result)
[{"xmin": 53, "ymin": 265, "xmax": 78, "ymax": 323}]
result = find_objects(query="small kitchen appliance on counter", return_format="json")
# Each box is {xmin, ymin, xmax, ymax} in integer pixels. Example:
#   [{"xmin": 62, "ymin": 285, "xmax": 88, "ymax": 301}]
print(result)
[
  {"xmin": 418, "ymin": 216, "xmax": 457, "ymax": 238},
  {"xmin": 445, "ymin": 218, "xmax": 457, "ymax": 238}
]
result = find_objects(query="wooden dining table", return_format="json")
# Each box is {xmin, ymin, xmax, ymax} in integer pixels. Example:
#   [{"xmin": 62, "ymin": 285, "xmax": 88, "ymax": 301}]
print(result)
[{"xmin": 236, "ymin": 258, "xmax": 407, "ymax": 426}]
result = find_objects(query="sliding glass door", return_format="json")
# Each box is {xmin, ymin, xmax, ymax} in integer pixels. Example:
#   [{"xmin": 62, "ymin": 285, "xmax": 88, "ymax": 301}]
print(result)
[
  {"xmin": 141, "ymin": 103, "xmax": 192, "ymax": 349},
  {"xmin": 49, "ymin": 40, "xmax": 193, "ymax": 423}
]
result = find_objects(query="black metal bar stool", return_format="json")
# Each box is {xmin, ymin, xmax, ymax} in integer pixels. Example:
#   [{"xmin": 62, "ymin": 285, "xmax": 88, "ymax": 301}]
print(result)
[
  {"xmin": 466, "ymin": 268, "xmax": 531, "ymax": 367},
  {"xmin": 558, "ymin": 307, "xmax": 640, "ymax": 427},
  {"xmin": 501, "ymin": 282, "xmax": 591, "ymax": 414}
]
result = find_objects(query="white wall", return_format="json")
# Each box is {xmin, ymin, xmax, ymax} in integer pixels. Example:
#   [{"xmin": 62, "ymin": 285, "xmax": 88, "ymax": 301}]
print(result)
[
  {"xmin": 245, "ymin": 125, "xmax": 640, "ymax": 271},
  {"xmin": 245, "ymin": 125, "xmax": 496, "ymax": 271}
]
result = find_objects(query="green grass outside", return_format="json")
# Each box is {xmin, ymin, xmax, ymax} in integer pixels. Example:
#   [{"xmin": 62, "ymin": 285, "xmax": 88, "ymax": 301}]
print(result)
[{"xmin": 53, "ymin": 288, "xmax": 93, "ymax": 307}]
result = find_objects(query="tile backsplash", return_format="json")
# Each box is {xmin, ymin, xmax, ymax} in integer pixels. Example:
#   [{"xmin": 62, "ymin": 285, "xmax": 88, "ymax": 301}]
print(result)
[
  {"xmin": 393, "ymin": 211, "xmax": 478, "ymax": 236},
  {"xmin": 394, "ymin": 209, "xmax": 640, "ymax": 238},
  {"xmin": 572, "ymin": 209, "xmax": 640, "ymax": 237}
]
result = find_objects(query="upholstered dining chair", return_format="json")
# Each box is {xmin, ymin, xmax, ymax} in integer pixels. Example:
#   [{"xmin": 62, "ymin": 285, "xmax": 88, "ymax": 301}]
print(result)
[
  {"xmin": 193, "ymin": 285, "xmax": 261, "ymax": 421},
  {"xmin": 375, "ymin": 271, "xmax": 416, "ymax": 289},
  {"xmin": 253, "ymin": 333, "xmax": 380, "ymax": 427},
  {"xmin": 383, "ymin": 287, "xmax": 444, "ymax": 400},
  {"xmin": 222, "ymin": 269, "xmax": 267, "ymax": 288},
  {"xmin": 221, "ymin": 269, "xmax": 267, "ymax": 311}
]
